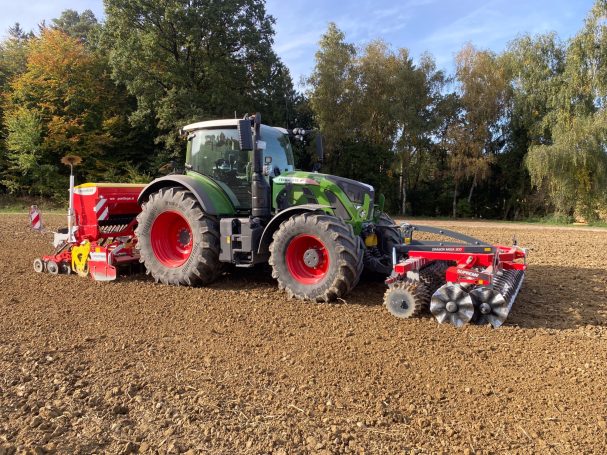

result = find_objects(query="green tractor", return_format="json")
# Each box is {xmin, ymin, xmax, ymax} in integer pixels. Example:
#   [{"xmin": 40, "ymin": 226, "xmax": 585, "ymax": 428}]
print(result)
[{"xmin": 135, "ymin": 114, "xmax": 400, "ymax": 301}]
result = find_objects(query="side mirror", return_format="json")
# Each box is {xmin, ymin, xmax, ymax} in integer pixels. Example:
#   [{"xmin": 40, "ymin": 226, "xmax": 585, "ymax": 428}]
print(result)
[
  {"xmin": 238, "ymin": 119, "xmax": 253, "ymax": 151},
  {"xmin": 253, "ymin": 113, "xmax": 261, "ymax": 140}
]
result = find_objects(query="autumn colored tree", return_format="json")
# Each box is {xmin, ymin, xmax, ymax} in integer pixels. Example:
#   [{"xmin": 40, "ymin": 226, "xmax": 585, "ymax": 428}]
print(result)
[{"xmin": 2, "ymin": 28, "xmax": 146, "ymax": 196}]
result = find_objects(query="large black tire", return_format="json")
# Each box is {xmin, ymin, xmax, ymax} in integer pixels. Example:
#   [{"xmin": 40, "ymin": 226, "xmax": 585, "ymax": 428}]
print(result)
[
  {"xmin": 269, "ymin": 212, "xmax": 363, "ymax": 302},
  {"xmin": 362, "ymin": 212, "xmax": 402, "ymax": 278},
  {"xmin": 376, "ymin": 212, "xmax": 402, "ymax": 256},
  {"xmin": 135, "ymin": 187, "xmax": 221, "ymax": 286}
]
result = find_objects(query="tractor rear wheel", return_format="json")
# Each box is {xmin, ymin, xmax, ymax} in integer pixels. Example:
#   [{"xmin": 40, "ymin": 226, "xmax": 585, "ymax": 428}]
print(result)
[
  {"xmin": 269, "ymin": 212, "xmax": 363, "ymax": 302},
  {"xmin": 136, "ymin": 187, "xmax": 220, "ymax": 286}
]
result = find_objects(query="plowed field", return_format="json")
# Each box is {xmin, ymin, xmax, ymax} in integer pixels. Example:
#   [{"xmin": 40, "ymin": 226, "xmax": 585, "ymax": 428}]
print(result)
[{"xmin": 1, "ymin": 214, "xmax": 606, "ymax": 454}]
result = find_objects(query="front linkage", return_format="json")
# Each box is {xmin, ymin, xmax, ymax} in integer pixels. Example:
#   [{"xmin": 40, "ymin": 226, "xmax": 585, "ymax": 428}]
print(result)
[{"xmin": 384, "ymin": 224, "xmax": 527, "ymax": 328}]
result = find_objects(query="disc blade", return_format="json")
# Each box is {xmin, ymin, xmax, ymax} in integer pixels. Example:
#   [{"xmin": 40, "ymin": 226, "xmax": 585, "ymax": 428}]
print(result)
[
  {"xmin": 430, "ymin": 284, "xmax": 473, "ymax": 327},
  {"xmin": 470, "ymin": 287, "xmax": 509, "ymax": 327}
]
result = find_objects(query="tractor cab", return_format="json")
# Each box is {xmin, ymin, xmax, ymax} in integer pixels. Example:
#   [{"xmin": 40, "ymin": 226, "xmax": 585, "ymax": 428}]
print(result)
[{"xmin": 183, "ymin": 120, "xmax": 295, "ymax": 211}]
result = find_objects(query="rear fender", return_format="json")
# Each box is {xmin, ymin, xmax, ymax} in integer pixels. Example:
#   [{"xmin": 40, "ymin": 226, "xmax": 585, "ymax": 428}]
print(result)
[{"xmin": 137, "ymin": 175, "xmax": 235, "ymax": 216}]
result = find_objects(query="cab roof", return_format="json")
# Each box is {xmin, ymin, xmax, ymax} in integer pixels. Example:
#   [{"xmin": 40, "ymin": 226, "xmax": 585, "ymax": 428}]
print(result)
[{"xmin": 182, "ymin": 119, "xmax": 288, "ymax": 135}]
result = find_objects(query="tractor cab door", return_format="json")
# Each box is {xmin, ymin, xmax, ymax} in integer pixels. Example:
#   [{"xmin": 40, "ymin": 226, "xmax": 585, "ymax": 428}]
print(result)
[
  {"xmin": 187, "ymin": 127, "xmax": 252, "ymax": 210},
  {"xmin": 186, "ymin": 124, "xmax": 295, "ymax": 210}
]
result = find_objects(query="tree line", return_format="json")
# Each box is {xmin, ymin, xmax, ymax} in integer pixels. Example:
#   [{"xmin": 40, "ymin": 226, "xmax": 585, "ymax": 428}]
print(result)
[{"xmin": 1, "ymin": 0, "xmax": 606, "ymax": 221}]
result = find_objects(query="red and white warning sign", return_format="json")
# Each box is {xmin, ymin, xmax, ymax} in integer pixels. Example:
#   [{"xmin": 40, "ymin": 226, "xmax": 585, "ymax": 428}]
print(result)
[
  {"xmin": 94, "ymin": 197, "xmax": 109, "ymax": 221},
  {"xmin": 29, "ymin": 205, "xmax": 43, "ymax": 231}
]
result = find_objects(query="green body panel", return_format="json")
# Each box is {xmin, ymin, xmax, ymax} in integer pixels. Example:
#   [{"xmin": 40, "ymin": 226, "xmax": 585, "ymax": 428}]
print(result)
[
  {"xmin": 271, "ymin": 171, "xmax": 374, "ymax": 234},
  {"xmin": 183, "ymin": 167, "xmax": 384, "ymax": 236},
  {"xmin": 185, "ymin": 170, "xmax": 237, "ymax": 215}
]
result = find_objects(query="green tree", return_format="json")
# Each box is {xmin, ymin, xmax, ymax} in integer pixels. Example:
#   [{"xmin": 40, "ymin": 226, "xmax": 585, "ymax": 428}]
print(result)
[
  {"xmin": 307, "ymin": 22, "xmax": 359, "ymax": 172},
  {"xmin": 526, "ymin": 113, "xmax": 607, "ymax": 218},
  {"xmin": 502, "ymin": 32, "xmax": 566, "ymax": 218},
  {"xmin": 525, "ymin": 0, "xmax": 607, "ymax": 220},
  {"xmin": 0, "ymin": 23, "xmax": 32, "ymax": 86},
  {"xmin": 392, "ymin": 52, "xmax": 452, "ymax": 215},
  {"xmin": 51, "ymin": 9, "xmax": 100, "ymax": 44},
  {"xmin": 0, "ymin": 24, "xmax": 34, "ymax": 192},
  {"xmin": 103, "ymin": 0, "xmax": 294, "ymax": 162},
  {"xmin": 308, "ymin": 24, "xmax": 452, "ymax": 213},
  {"xmin": 444, "ymin": 44, "xmax": 511, "ymax": 217},
  {"xmin": 1, "ymin": 107, "xmax": 43, "ymax": 193}
]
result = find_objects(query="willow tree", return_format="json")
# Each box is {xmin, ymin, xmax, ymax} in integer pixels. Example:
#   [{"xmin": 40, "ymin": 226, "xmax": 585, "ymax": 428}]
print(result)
[
  {"xmin": 525, "ymin": 0, "xmax": 607, "ymax": 220},
  {"xmin": 526, "ymin": 113, "xmax": 607, "ymax": 217},
  {"xmin": 501, "ymin": 32, "xmax": 566, "ymax": 218}
]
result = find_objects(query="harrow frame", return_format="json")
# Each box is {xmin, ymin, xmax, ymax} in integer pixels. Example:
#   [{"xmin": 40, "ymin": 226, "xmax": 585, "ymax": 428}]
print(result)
[{"xmin": 385, "ymin": 224, "xmax": 527, "ymax": 328}]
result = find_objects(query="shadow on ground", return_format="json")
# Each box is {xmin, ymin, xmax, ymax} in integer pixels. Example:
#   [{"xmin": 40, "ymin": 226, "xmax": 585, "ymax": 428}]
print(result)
[
  {"xmin": 117, "ymin": 263, "xmax": 606, "ymax": 331},
  {"xmin": 507, "ymin": 265, "xmax": 607, "ymax": 330}
]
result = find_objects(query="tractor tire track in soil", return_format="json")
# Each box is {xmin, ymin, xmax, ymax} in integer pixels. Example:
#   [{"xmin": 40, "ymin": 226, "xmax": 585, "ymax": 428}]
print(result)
[{"xmin": 1, "ymin": 214, "xmax": 606, "ymax": 454}]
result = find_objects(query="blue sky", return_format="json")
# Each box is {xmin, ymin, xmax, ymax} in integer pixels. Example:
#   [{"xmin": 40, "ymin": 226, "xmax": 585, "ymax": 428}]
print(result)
[{"xmin": 0, "ymin": 0, "xmax": 595, "ymax": 87}]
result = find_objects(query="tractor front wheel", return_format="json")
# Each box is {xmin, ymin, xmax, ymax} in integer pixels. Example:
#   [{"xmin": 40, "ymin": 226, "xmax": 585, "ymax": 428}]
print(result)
[
  {"xmin": 376, "ymin": 212, "xmax": 402, "ymax": 256},
  {"xmin": 136, "ymin": 187, "xmax": 220, "ymax": 286},
  {"xmin": 269, "ymin": 212, "xmax": 363, "ymax": 302}
]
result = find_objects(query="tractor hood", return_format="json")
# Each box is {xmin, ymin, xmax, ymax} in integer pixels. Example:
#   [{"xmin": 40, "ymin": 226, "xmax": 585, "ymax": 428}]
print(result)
[
  {"xmin": 272, "ymin": 172, "xmax": 374, "ymax": 205},
  {"xmin": 271, "ymin": 171, "xmax": 375, "ymax": 227},
  {"xmin": 323, "ymin": 175, "xmax": 374, "ymax": 206}
]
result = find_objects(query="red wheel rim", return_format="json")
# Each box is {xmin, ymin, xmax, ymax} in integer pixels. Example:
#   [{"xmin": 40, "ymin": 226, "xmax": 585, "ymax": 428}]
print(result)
[
  {"xmin": 150, "ymin": 211, "xmax": 193, "ymax": 267},
  {"xmin": 285, "ymin": 234, "xmax": 329, "ymax": 284}
]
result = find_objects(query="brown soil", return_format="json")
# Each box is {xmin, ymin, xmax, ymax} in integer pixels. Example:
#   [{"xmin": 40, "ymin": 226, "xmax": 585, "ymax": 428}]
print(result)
[{"xmin": 1, "ymin": 214, "xmax": 606, "ymax": 454}]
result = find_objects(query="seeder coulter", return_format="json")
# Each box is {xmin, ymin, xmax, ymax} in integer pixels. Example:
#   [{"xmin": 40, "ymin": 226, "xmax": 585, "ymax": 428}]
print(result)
[{"xmin": 384, "ymin": 224, "xmax": 527, "ymax": 328}]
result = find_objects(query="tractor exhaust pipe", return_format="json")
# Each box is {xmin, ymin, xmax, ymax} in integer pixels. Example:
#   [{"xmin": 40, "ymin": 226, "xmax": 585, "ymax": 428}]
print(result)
[{"xmin": 239, "ymin": 114, "xmax": 271, "ymax": 219}]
